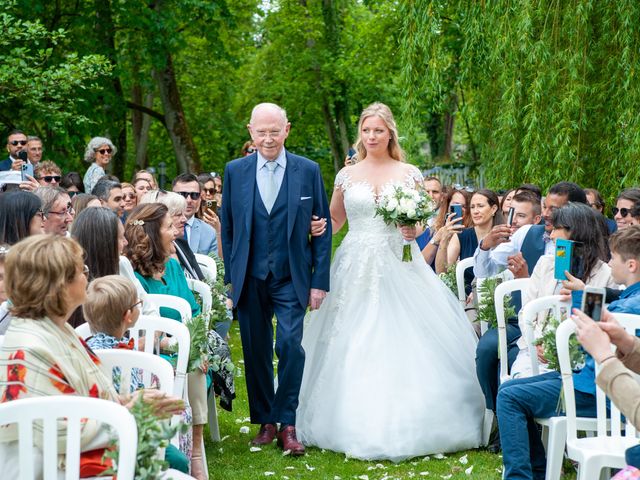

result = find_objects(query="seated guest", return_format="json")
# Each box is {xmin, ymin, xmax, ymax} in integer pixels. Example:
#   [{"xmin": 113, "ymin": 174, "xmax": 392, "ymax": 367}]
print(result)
[
  {"xmin": 83, "ymin": 275, "xmax": 190, "ymax": 474},
  {"xmin": 172, "ymin": 173, "xmax": 219, "ymax": 256},
  {"xmin": 121, "ymin": 182, "xmax": 137, "ymax": 217},
  {"xmin": 140, "ymin": 190, "xmax": 205, "ymax": 281},
  {"xmin": 497, "ymin": 225, "xmax": 640, "ymax": 479},
  {"xmin": 34, "ymin": 186, "xmax": 73, "ymax": 236},
  {"xmin": 83, "ymin": 136, "xmax": 115, "ymax": 193},
  {"xmin": 133, "ymin": 169, "xmax": 158, "ymax": 190},
  {"xmin": 510, "ymin": 202, "xmax": 617, "ymax": 379},
  {"xmin": 585, "ymin": 187, "xmax": 617, "ymax": 233},
  {"xmin": 0, "ymin": 235, "xmax": 189, "ymax": 479},
  {"xmin": 132, "ymin": 177, "xmax": 153, "ymax": 203},
  {"xmin": 72, "ymin": 207, "xmax": 159, "ymax": 320},
  {"xmin": 60, "ymin": 171, "xmax": 85, "ymax": 196},
  {"xmin": 123, "ymin": 203, "xmax": 207, "ymax": 478},
  {"xmin": 613, "ymin": 188, "xmax": 640, "ymax": 231},
  {"xmin": 91, "ymin": 178, "xmax": 125, "ymax": 219},
  {"xmin": 0, "ymin": 191, "xmax": 44, "ymax": 244},
  {"xmin": 437, "ymin": 189, "xmax": 503, "ymax": 294},
  {"xmin": 34, "ymin": 160, "xmax": 62, "ymax": 187},
  {"xmin": 70, "ymin": 193, "xmax": 101, "ymax": 224}
]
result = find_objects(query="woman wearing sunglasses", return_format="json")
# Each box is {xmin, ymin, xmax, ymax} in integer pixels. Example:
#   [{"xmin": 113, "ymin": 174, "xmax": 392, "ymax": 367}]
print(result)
[
  {"xmin": 613, "ymin": 188, "xmax": 640, "ymax": 230},
  {"xmin": 82, "ymin": 136, "xmax": 116, "ymax": 194}
]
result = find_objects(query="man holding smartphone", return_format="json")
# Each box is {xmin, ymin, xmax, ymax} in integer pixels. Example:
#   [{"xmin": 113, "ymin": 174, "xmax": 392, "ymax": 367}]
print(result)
[{"xmin": 0, "ymin": 130, "xmax": 28, "ymax": 172}]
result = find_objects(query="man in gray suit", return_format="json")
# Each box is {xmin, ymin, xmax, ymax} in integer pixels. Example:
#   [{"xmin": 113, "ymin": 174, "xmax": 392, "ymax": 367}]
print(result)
[{"xmin": 172, "ymin": 173, "xmax": 219, "ymax": 256}]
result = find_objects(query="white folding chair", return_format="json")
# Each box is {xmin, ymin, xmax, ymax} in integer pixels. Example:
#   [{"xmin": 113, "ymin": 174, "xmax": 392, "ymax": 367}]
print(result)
[
  {"xmin": 0, "ymin": 334, "xmax": 4, "ymax": 348},
  {"xmin": 455, "ymin": 257, "xmax": 475, "ymax": 306},
  {"xmin": 495, "ymin": 278, "xmax": 531, "ymax": 384},
  {"xmin": 559, "ymin": 314, "xmax": 640, "ymax": 480},
  {"xmin": 0, "ymin": 396, "xmax": 137, "ymax": 480},
  {"xmin": 146, "ymin": 294, "xmax": 192, "ymax": 322},
  {"xmin": 187, "ymin": 278, "xmax": 213, "ymax": 314},
  {"xmin": 194, "ymin": 253, "xmax": 217, "ymax": 282}
]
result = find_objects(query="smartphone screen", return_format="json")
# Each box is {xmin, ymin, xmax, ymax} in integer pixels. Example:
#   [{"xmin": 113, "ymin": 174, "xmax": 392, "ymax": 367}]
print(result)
[
  {"xmin": 449, "ymin": 203, "xmax": 463, "ymax": 220},
  {"xmin": 582, "ymin": 290, "xmax": 605, "ymax": 321},
  {"xmin": 506, "ymin": 207, "xmax": 515, "ymax": 227}
]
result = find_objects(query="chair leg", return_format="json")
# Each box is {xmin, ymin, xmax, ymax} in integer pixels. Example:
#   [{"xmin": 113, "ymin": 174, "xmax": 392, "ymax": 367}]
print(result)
[
  {"xmin": 207, "ymin": 390, "xmax": 221, "ymax": 442},
  {"xmin": 577, "ymin": 457, "xmax": 600, "ymax": 480},
  {"xmin": 544, "ymin": 420, "xmax": 566, "ymax": 480}
]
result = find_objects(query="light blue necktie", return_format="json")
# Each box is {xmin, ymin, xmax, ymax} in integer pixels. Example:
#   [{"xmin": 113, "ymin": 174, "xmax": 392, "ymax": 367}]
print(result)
[{"xmin": 263, "ymin": 161, "xmax": 278, "ymax": 213}]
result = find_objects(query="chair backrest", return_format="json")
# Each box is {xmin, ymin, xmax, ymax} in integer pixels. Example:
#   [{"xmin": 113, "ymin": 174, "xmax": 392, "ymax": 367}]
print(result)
[
  {"xmin": 146, "ymin": 294, "xmax": 192, "ymax": 322},
  {"xmin": 558, "ymin": 314, "xmax": 640, "ymax": 442},
  {"xmin": 187, "ymin": 278, "xmax": 213, "ymax": 314},
  {"xmin": 194, "ymin": 253, "xmax": 217, "ymax": 282},
  {"xmin": 0, "ymin": 334, "xmax": 4, "ymax": 348},
  {"xmin": 0, "ymin": 396, "xmax": 137, "ymax": 480},
  {"xmin": 76, "ymin": 316, "xmax": 190, "ymax": 398},
  {"xmin": 521, "ymin": 294, "xmax": 568, "ymax": 376},
  {"xmin": 455, "ymin": 257, "xmax": 475, "ymax": 304},
  {"xmin": 494, "ymin": 278, "xmax": 531, "ymax": 383},
  {"xmin": 94, "ymin": 349, "xmax": 175, "ymax": 396}
]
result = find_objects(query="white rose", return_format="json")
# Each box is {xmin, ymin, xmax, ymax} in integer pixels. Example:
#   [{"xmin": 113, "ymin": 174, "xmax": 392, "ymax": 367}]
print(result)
[
  {"xmin": 407, "ymin": 209, "xmax": 417, "ymax": 219},
  {"xmin": 406, "ymin": 199, "xmax": 417, "ymax": 210},
  {"xmin": 386, "ymin": 198, "xmax": 399, "ymax": 211},
  {"xmin": 399, "ymin": 198, "xmax": 410, "ymax": 210}
]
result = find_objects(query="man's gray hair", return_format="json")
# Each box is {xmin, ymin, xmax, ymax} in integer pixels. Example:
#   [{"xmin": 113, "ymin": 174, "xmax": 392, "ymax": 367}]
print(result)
[
  {"xmin": 34, "ymin": 186, "xmax": 67, "ymax": 213},
  {"xmin": 84, "ymin": 137, "xmax": 117, "ymax": 163},
  {"xmin": 27, "ymin": 136, "xmax": 42, "ymax": 143},
  {"xmin": 249, "ymin": 103, "xmax": 288, "ymax": 125},
  {"xmin": 91, "ymin": 178, "xmax": 121, "ymax": 201}
]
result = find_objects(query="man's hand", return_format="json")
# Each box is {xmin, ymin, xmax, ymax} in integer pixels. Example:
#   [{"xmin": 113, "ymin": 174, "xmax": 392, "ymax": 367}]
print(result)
[
  {"xmin": 480, "ymin": 224, "xmax": 512, "ymax": 250},
  {"xmin": 507, "ymin": 253, "xmax": 529, "ymax": 278},
  {"xmin": 19, "ymin": 174, "xmax": 38, "ymax": 192},
  {"xmin": 308, "ymin": 288, "xmax": 326, "ymax": 310},
  {"xmin": 310, "ymin": 215, "xmax": 327, "ymax": 237},
  {"xmin": 10, "ymin": 159, "xmax": 24, "ymax": 171}
]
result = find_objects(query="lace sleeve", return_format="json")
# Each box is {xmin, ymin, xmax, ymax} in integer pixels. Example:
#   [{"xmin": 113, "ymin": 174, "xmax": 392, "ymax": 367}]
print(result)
[
  {"xmin": 334, "ymin": 168, "xmax": 351, "ymax": 192},
  {"xmin": 406, "ymin": 165, "xmax": 424, "ymax": 188}
]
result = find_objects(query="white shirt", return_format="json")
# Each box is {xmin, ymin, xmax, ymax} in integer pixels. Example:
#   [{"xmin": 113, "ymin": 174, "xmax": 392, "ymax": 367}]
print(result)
[{"xmin": 473, "ymin": 224, "xmax": 554, "ymax": 278}]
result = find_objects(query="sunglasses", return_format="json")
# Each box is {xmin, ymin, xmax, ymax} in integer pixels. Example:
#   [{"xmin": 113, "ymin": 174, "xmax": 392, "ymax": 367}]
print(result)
[
  {"xmin": 9, "ymin": 140, "xmax": 27, "ymax": 146},
  {"xmin": 613, "ymin": 207, "xmax": 631, "ymax": 218},
  {"xmin": 38, "ymin": 175, "xmax": 61, "ymax": 183},
  {"xmin": 203, "ymin": 188, "xmax": 216, "ymax": 195},
  {"xmin": 453, "ymin": 184, "xmax": 475, "ymax": 193},
  {"xmin": 95, "ymin": 148, "xmax": 113, "ymax": 155},
  {"xmin": 176, "ymin": 191, "xmax": 201, "ymax": 200}
]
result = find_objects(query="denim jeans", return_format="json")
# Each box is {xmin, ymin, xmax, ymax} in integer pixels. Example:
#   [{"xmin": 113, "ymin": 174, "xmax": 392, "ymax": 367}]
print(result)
[{"xmin": 497, "ymin": 371, "xmax": 597, "ymax": 479}]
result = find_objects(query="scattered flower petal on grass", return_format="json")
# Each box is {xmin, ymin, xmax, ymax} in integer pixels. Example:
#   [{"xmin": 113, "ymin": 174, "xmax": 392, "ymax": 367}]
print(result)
[
  {"xmin": 440, "ymin": 475, "xmax": 452, "ymax": 480},
  {"xmin": 357, "ymin": 475, "xmax": 369, "ymax": 480},
  {"xmin": 220, "ymin": 435, "xmax": 230, "ymax": 442},
  {"xmin": 282, "ymin": 449, "xmax": 291, "ymax": 456},
  {"xmin": 422, "ymin": 456, "xmax": 430, "ymax": 462},
  {"xmin": 305, "ymin": 464, "xmax": 315, "ymax": 471},
  {"xmin": 465, "ymin": 466, "xmax": 474, "ymax": 475},
  {"xmin": 264, "ymin": 472, "xmax": 274, "ymax": 476},
  {"xmin": 249, "ymin": 446, "xmax": 262, "ymax": 452},
  {"xmin": 284, "ymin": 466, "xmax": 295, "ymax": 470},
  {"xmin": 333, "ymin": 477, "xmax": 342, "ymax": 480},
  {"xmin": 433, "ymin": 453, "xmax": 446, "ymax": 459},
  {"xmin": 459, "ymin": 454, "xmax": 468, "ymax": 464},
  {"xmin": 419, "ymin": 472, "xmax": 430, "ymax": 476},
  {"xmin": 239, "ymin": 426, "xmax": 250, "ymax": 434}
]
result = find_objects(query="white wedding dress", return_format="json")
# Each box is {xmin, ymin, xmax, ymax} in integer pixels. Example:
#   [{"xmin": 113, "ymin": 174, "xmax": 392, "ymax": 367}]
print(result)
[{"xmin": 296, "ymin": 167, "xmax": 485, "ymax": 462}]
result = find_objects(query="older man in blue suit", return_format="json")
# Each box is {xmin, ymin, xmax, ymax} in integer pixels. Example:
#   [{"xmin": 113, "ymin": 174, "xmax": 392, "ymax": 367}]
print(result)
[{"xmin": 220, "ymin": 103, "xmax": 332, "ymax": 455}]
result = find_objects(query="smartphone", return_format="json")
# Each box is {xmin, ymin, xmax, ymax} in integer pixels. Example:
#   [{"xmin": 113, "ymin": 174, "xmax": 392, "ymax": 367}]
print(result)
[
  {"xmin": 554, "ymin": 239, "xmax": 585, "ymax": 280},
  {"xmin": 17, "ymin": 150, "xmax": 28, "ymax": 162},
  {"xmin": 204, "ymin": 199, "xmax": 217, "ymax": 215},
  {"xmin": 581, "ymin": 286, "xmax": 606, "ymax": 321},
  {"xmin": 506, "ymin": 207, "xmax": 515, "ymax": 227},
  {"xmin": 449, "ymin": 203, "xmax": 463, "ymax": 220},
  {"xmin": 21, "ymin": 162, "xmax": 34, "ymax": 181}
]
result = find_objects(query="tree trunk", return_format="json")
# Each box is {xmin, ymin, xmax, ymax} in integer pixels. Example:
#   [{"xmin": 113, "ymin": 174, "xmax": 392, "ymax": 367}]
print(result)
[
  {"xmin": 442, "ymin": 93, "xmax": 457, "ymax": 160},
  {"xmin": 153, "ymin": 54, "xmax": 201, "ymax": 174},
  {"xmin": 131, "ymin": 83, "xmax": 154, "ymax": 170},
  {"xmin": 320, "ymin": 101, "xmax": 344, "ymax": 172}
]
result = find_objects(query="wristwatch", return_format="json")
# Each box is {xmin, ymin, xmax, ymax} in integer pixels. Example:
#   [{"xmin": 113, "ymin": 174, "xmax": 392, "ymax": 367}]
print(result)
[{"xmin": 429, "ymin": 237, "xmax": 440, "ymax": 247}]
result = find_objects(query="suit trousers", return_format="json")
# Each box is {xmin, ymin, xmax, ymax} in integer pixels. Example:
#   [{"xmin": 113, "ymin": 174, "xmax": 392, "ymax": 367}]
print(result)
[{"xmin": 236, "ymin": 274, "xmax": 306, "ymax": 426}]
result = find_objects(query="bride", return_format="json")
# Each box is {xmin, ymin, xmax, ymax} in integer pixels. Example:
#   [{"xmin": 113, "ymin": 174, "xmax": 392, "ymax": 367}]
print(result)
[{"xmin": 296, "ymin": 102, "xmax": 485, "ymax": 461}]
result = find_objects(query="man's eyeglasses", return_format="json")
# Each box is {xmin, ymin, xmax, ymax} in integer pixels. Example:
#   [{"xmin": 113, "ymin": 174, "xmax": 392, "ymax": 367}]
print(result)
[
  {"xmin": 48, "ymin": 203, "xmax": 74, "ymax": 218},
  {"xmin": 9, "ymin": 140, "xmax": 27, "ymax": 146},
  {"xmin": 127, "ymin": 299, "xmax": 143, "ymax": 312},
  {"xmin": 95, "ymin": 148, "xmax": 113, "ymax": 155},
  {"xmin": 38, "ymin": 175, "xmax": 61, "ymax": 183},
  {"xmin": 176, "ymin": 191, "xmax": 201, "ymax": 200},
  {"xmin": 613, "ymin": 207, "xmax": 631, "ymax": 218},
  {"xmin": 203, "ymin": 188, "xmax": 216, "ymax": 195}
]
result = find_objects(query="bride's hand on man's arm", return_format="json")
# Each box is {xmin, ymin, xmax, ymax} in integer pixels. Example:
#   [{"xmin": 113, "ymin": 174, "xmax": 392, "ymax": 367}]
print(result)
[{"xmin": 310, "ymin": 215, "xmax": 327, "ymax": 237}]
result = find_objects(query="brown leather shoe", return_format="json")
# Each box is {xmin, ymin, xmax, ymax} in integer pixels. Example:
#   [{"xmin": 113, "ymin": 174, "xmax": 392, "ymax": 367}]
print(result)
[
  {"xmin": 276, "ymin": 425, "xmax": 305, "ymax": 456},
  {"xmin": 251, "ymin": 423, "xmax": 277, "ymax": 445}
]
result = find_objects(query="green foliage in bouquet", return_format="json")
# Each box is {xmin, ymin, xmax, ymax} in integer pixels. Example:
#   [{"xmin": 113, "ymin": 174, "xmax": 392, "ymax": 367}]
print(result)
[
  {"xmin": 438, "ymin": 263, "xmax": 458, "ymax": 296},
  {"xmin": 534, "ymin": 314, "xmax": 585, "ymax": 372},
  {"xmin": 104, "ymin": 396, "xmax": 186, "ymax": 480},
  {"xmin": 476, "ymin": 277, "xmax": 516, "ymax": 330}
]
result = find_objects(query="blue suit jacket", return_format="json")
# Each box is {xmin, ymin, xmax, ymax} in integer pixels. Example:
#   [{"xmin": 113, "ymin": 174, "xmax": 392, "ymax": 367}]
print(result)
[
  {"xmin": 188, "ymin": 217, "xmax": 218, "ymax": 256},
  {"xmin": 220, "ymin": 151, "xmax": 332, "ymax": 307},
  {"xmin": 0, "ymin": 157, "xmax": 12, "ymax": 172}
]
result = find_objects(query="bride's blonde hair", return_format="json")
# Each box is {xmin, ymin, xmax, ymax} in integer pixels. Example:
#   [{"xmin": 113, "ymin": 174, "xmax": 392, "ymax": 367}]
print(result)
[{"xmin": 354, "ymin": 102, "xmax": 405, "ymax": 162}]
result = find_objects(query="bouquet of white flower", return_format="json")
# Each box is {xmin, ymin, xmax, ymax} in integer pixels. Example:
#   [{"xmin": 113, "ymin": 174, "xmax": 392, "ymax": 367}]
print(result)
[{"xmin": 375, "ymin": 185, "xmax": 436, "ymax": 261}]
